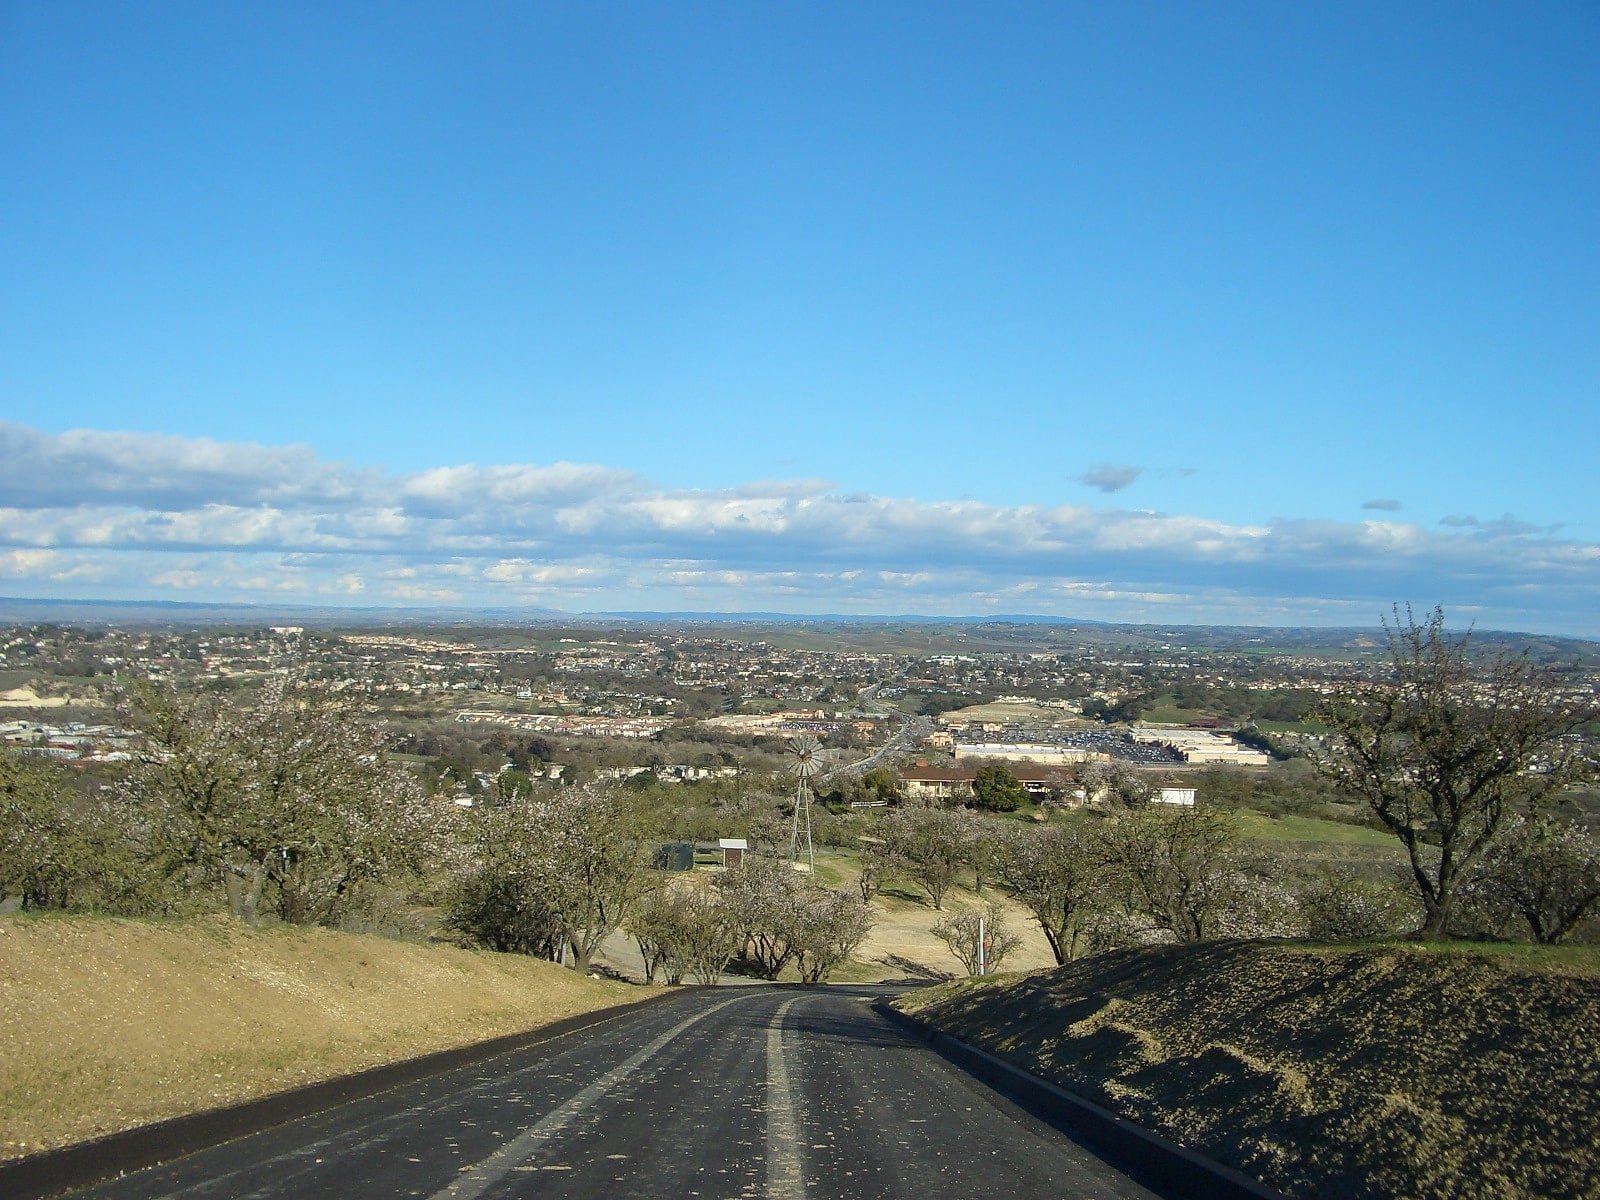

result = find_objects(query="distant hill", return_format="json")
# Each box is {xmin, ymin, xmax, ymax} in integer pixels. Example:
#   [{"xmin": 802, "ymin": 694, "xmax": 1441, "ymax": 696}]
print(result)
[{"xmin": 1, "ymin": 596, "xmax": 1592, "ymax": 658}]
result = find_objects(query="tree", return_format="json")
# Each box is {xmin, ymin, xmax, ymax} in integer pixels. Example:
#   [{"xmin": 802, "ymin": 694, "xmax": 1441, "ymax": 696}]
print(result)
[
  {"xmin": 860, "ymin": 767, "xmax": 902, "ymax": 806},
  {"xmin": 129, "ymin": 679, "xmax": 441, "ymax": 926},
  {"xmin": 854, "ymin": 842, "xmax": 888, "ymax": 902},
  {"xmin": 1295, "ymin": 866, "xmax": 1415, "ymax": 942},
  {"xmin": 1473, "ymin": 816, "xmax": 1600, "ymax": 944},
  {"xmin": 878, "ymin": 807, "xmax": 971, "ymax": 909},
  {"xmin": 1080, "ymin": 760, "xmax": 1153, "ymax": 808},
  {"xmin": 522, "ymin": 787, "xmax": 652, "ymax": 971},
  {"xmin": 789, "ymin": 887, "xmax": 874, "ymax": 984},
  {"xmin": 967, "ymin": 820, "xmax": 1006, "ymax": 896},
  {"xmin": 971, "ymin": 765, "xmax": 1026, "ymax": 813},
  {"xmin": 445, "ymin": 802, "xmax": 562, "ymax": 957},
  {"xmin": 0, "ymin": 754, "xmax": 158, "ymax": 913},
  {"xmin": 630, "ymin": 882, "xmax": 742, "ymax": 984},
  {"xmin": 448, "ymin": 786, "xmax": 650, "ymax": 970},
  {"xmin": 716, "ymin": 857, "xmax": 804, "ymax": 979},
  {"xmin": 1313, "ymin": 606, "xmax": 1596, "ymax": 938},
  {"xmin": 931, "ymin": 903, "xmax": 1022, "ymax": 976},
  {"xmin": 715, "ymin": 857, "xmax": 873, "ymax": 983},
  {"xmin": 1098, "ymin": 804, "xmax": 1242, "ymax": 942},
  {"xmin": 994, "ymin": 822, "xmax": 1102, "ymax": 963}
]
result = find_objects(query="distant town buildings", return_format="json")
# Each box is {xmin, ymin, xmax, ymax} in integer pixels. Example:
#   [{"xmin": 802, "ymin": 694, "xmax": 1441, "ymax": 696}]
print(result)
[
  {"xmin": 952, "ymin": 742, "xmax": 1100, "ymax": 765},
  {"xmin": 456, "ymin": 711, "xmax": 670, "ymax": 738},
  {"xmin": 1130, "ymin": 727, "xmax": 1271, "ymax": 766}
]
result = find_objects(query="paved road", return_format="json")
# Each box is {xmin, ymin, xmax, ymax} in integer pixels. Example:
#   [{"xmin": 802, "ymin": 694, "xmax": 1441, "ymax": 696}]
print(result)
[
  {"xmin": 65, "ymin": 986, "xmax": 1160, "ymax": 1200},
  {"xmin": 837, "ymin": 684, "xmax": 928, "ymax": 779}
]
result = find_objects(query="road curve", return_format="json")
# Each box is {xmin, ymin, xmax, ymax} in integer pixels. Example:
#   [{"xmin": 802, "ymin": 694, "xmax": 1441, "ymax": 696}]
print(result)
[{"xmin": 62, "ymin": 985, "xmax": 1160, "ymax": 1200}]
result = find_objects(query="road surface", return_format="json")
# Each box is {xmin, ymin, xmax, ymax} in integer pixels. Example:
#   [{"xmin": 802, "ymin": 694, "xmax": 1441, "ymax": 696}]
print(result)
[
  {"xmin": 836, "ymin": 684, "xmax": 929, "ymax": 778},
  {"xmin": 63, "ymin": 986, "xmax": 1161, "ymax": 1200}
]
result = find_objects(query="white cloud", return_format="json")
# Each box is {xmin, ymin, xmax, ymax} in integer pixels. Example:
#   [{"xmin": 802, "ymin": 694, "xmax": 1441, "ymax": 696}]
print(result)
[
  {"xmin": 150, "ymin": 569, "xmax": 205, "ymax": 590},
  {"xmin": 0, "ymin": 423, "xmax": 1596, "ymax": 634},
  {"xmin": 0, "ymin": 548, "xmax": 62, "ymax": 577}
]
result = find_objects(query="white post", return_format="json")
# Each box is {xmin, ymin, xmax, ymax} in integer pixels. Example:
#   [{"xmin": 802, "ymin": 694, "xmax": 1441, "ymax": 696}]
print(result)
[{"xmin": 977, "ymin": 914, "xmax": 987, "ymax": 976}]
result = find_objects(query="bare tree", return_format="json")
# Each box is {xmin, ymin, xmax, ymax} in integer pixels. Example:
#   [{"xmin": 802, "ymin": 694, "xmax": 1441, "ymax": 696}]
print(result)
[
  {"xmin": 630, "ymin": 881, "xmax": 742, "ymax": 984},
  {"xmin": 1098, "ymin": 804, "xmax": 1242, "ymax": 942},
  {"xmin": 1313, "ymin": 606, "xmax": 1596, "ymax": 938},
  {"xmin": 790, "ymin": 888, "xmax": 874, "ymax": 984},
  {"xmin": 1473, "ymin": 816, "xmax": 1600, "ymax": 944},
  {"xmin": 931, "ymin": 903, "xmax": 1022, "ymax": 976},
  {"xmin": 994, "ymin": 822, "xmax": 1103, "ymax": 963},
  {"xmin": 878, "ymin": 806, "xmax": 971, "ymax": 909},
  {"xmin": 716, "ymin": 857, "xmax": 874, "ymax": 983}
]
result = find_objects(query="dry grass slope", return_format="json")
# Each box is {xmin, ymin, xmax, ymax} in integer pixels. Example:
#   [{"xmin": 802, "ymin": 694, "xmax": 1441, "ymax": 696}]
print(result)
[
  {"xmin": 0, "ymin": 914, "xmax": 636, "ymax": 1160},
  {"xmin": 895, "ymin": 941, "xmax": 1600, "ymax": 1200}
]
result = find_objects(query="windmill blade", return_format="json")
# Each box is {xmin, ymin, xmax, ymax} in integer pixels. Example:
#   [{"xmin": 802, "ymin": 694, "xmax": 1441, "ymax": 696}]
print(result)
[{"xmin": 786, "ymin": 733, "xmax": 821, "ymax": 778}]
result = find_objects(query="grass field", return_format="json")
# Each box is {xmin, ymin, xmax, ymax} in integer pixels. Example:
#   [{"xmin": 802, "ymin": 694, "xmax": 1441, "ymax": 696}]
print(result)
[
  {"xmin": 942, "ymin": 702, "xmax": 1083, "ymax": 724},
  {"xmin": 1137, "ymin": 703, "xmax": 1213, "ymax": 725},
  {"xmin": 896, "ymin": 940, "xmax": 1600, "ymax": 1200},
  {"xmin": 1230, "ymin": 809, "xmax": 1394, "ymax": 846},
  {"xmin": 0, "ymin": 914, "xmax": 637, "ymax": 1160}
]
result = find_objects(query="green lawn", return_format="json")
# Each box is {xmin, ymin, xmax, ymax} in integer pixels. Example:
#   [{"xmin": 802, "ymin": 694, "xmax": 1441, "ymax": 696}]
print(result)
[
  {"xmin": 1139, "ymin": 703, "xmax": 1215, "ymax": 725},
  {"xmin": 808, "ymin": 857, "xmax": 846, "ymax": 889},
  {"xmin": 1232, "ymin": 810, "xmax": 1394, "ymax": 845}
]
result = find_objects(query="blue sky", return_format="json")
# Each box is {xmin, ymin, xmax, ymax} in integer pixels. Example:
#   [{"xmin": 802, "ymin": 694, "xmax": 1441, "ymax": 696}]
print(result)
[{"xmin": 2, "ymin": 3, "xmax": 1597, "ymax": 633}]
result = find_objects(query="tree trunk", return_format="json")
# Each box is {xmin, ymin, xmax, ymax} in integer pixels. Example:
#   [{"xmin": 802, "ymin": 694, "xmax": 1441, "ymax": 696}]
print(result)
[
  {"xmin": 241, "ymin": 860, "xmax": 270, "ymax": 925},
  {"xmin": 1041, "ymin": 924, "xmax": 1065, "ymax": 966},
  {"xmin": 1418, "ymin": 896, "xmax": 1452, "ymax": 939}
]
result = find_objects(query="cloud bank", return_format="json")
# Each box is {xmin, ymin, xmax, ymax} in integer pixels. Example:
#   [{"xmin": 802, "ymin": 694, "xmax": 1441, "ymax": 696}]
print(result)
[{"xmin": 1, "ymin": 422, "xmax": 1596, "ymax": 633}]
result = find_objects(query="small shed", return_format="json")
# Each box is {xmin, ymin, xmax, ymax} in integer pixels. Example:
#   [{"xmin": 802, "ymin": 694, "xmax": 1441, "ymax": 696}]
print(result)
[
  {"xmin": 718, "ymin": 838, "xmax": 749, "ymax": 869},
  {"xmin": 653, "ymin": 842, "xmax": 694, "ymax": 871}
]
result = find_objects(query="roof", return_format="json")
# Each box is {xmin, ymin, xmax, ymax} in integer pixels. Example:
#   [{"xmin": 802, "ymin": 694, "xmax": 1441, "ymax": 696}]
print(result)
[
  {"xmin": 901, "ymin": 764, "xmax": 979, "ymax": 783},
  {"xmin": 902, "ymin": 762, "xmax": 1077, "ymax": 785}
]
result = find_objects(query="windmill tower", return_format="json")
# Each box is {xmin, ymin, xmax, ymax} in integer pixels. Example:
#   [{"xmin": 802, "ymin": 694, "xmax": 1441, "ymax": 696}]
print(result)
[{"xmin": 785, "ymin": 734, "xmax": 820, "ymax": 874}]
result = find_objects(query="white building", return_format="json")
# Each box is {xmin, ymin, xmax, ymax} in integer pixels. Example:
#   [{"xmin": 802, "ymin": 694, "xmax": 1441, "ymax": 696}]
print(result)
[
  {"xmin": 952, "ymin": 742, "xmax": 1101, "ymax": 765},
  {"xmin": 1130, "ymin": 727, "xmax": 1271, "ymax": 767}
]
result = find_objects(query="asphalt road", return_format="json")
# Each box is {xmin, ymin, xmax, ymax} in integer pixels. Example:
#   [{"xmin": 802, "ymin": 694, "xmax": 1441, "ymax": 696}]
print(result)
[{"xmin": 62, "ymin": 986, "xmax": 1161, "ymax": 1200}]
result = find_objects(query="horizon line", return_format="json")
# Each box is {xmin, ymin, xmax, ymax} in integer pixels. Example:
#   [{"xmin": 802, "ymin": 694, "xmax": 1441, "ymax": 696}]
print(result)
[{"xmin": 0, "ymin": 594, "xmax": 1594, "ymax": 643}]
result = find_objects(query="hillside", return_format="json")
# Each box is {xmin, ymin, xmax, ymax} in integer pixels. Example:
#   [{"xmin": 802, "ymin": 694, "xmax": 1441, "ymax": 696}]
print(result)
[
  {"xmin": 894, "ymin": 940, "xmax": 1600, "ymax": 1200},
  {"xmin": 0, "ymin": 915, "xmax": 636, "ymax": 1160}
]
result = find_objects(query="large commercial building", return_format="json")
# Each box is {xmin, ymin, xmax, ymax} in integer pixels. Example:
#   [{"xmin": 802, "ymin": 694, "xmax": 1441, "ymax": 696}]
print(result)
[{"xmin": 1129, "ymin": 727, "xmax": 1271, "ymax": 766}]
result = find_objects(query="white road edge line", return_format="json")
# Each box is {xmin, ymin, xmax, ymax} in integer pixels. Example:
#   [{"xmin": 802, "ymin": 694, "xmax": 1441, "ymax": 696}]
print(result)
[
  {"xmin": 765, "ymin": 996, "xmax": 806, "ymax": 1200},
  {"xmin": 427, "ymin": 993, "xmax": 756, "ymax": 1200}
]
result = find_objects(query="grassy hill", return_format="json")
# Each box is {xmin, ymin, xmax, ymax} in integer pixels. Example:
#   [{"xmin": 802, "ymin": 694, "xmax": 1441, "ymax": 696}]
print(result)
[
  {"xmin": 894, "ymin": 940, "xmax": 1600, "ymax": 1200},
  {"xmin": 0, "ymin": 914, "xmax": 636, "ymax": 1160}
]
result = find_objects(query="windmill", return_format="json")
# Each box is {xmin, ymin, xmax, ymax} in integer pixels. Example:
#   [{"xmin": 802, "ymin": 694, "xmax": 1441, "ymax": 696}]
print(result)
[{"xmin": 785, "ymin": 734, "xmax": 821, "ymax": 874}]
